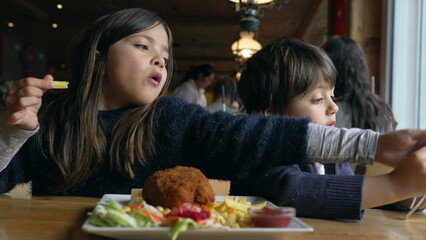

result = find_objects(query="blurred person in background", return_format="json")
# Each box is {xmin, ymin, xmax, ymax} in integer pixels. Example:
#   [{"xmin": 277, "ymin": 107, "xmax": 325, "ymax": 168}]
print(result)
[
  {"xmin": 323, "ymin": 36, "xmax": 397, "ymax": 175},
  {"xmin": 205, "ymin": 77, "xmax": 240, "ymax": 113},
  {"xmin": 174, "ymin": 63, "xmax": 215, "ymax": 107}
]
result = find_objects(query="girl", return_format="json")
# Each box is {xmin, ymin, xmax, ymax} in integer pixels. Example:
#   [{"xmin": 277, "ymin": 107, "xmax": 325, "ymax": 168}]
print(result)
[
  {"xmin": 1, "ymin": 8, "xmax": 426, "ymax": 197},
  {"xmin": 322, "ymin": 36, "xmax": 397, "ymax": 133},
  {"xmin": 234, "ymin": 37, "xmax": 426, "ymax": 219},
  {"xmin": 323, "ymin": 36, "xmax": 397, "ymax": 175}
]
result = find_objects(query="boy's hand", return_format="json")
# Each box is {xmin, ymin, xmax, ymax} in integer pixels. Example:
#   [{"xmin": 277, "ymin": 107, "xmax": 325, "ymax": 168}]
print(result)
[
  {"xmin": 397, "ymin": 197, "xmax": 426, "ymax": 210},
  {"xmin": 5, "ymin": 75, "xmax": 53, "ymax": 130},
  {"xmin": 389, "ymin": 146, "xmax": 426, "ymax": 198},
  {"xmin": 376, "ymin": 129, "xmax": 426, "ymax": 167}
]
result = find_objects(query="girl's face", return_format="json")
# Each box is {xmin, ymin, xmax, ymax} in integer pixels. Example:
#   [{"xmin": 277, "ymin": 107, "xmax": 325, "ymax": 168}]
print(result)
[
  {"xmin": 100, "ymin": 24, "xmax": 169, "ymax": 110},
  {"xmin": 286, "ymin": 78, "xmax": 338, "ymax": 126}
]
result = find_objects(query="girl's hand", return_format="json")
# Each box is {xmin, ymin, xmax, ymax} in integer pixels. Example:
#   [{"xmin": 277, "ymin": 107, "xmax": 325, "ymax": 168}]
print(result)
[
  {"xmin": 376, "ymin": 129, "xmax": 426, "ymax": 167},
  {"xmin": 5, "ymin": 75, "xmax": 53, "ymax": 130},
  {"xmin": 388, "ymin": 146, "xmax": 426, "ymax": 199}
]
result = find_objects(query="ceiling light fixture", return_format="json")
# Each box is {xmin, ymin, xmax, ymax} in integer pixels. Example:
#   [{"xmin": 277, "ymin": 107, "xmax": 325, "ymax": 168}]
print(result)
[
  {"xmin": 229, "ymin": 0, "xmax": 274, "ymax": 5},
  {"xmin": 231, "ymin": 31, "xmax": 261, "ymax": 60},
  {"xmin": 229, "ymin": 0, "xmax": 285, "ymax": 64}
]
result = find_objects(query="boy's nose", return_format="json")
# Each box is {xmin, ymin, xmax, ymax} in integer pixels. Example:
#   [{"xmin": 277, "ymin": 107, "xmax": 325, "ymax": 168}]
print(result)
[{"xmin": 327, "ymin": 101, "xmax": 339, "ymax": 115}]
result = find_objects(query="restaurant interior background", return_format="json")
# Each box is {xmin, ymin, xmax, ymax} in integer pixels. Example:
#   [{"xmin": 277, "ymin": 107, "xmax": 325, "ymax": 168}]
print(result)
[
  {"xmin": 0, "ymin": 0, "xmax": 376, "ymax": 197},
  {"xmin": 0, "ymin": 0, "xmax": 425, "ymax": 198},
  {"xmin": 0, "ymin": 0, "xmax": 383, "ymax": 97},
  {"xmin": 0, "ymin": 0, "xmax": 424, "ymax": 129}
]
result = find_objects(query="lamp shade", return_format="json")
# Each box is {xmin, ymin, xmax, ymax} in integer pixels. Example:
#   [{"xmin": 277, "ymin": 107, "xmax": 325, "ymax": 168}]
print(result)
[
  {"xmin": 229, "ymin": 0, "xmax": 274, "ymax": 4},
  {"xmin": 231, "ymin": 31, "xmax": 262, "ymax": 60}
]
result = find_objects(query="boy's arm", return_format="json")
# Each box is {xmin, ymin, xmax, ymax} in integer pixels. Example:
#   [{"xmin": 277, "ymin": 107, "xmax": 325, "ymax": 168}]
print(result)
[
  {"xmin": 0, "ymin": 111, "xmax": 38, "ymax": 172},
  {"xmin": 362, "ymin": 146, "xmax": 426, "ymax": 210},
  {"xmin": 234, "ymin": 165, "xmax": 364, "ymax": 220}
]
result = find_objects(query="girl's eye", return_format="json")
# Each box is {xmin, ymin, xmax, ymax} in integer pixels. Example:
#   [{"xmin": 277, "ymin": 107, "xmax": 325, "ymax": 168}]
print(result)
[
  {"xmin": 164, "ymin": 58, "xmax": 169, "ymax": 65},
  {"xmin": 311, "ymin": 98, "xmax": 324, "ymax": 103},
  {"xmin": 135, "ymin": 44, "xmax": 148, "ymax": 50}
]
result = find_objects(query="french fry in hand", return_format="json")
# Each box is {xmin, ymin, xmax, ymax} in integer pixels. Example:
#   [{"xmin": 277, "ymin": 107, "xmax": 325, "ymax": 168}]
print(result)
[{"xmin": 52, "ymin": 81, "xmax": 69, "ymax": 89}]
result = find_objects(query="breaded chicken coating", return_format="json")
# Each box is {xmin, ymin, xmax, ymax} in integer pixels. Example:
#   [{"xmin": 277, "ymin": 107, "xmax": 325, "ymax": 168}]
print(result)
[{"xmin": 142, "ymin": 166, "xmax": 215, "ymax": 208}]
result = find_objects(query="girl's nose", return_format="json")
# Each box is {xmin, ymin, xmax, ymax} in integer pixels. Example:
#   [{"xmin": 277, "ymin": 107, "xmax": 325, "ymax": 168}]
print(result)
[{"xmin": 151, "ymin": 56, "xmax": 165, "ymax": 69}]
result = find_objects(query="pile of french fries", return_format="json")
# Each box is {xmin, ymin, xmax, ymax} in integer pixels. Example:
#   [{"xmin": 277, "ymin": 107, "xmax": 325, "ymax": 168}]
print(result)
[{"xmin": 207, "ymin": 196, "xmax": 266, "ymax": 228}]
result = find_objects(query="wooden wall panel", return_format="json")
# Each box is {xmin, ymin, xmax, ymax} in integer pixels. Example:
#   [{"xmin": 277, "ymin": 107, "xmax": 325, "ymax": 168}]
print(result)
[{"xmin": 348, "ymin": 0, "xmax": 383, "ymax": 94}]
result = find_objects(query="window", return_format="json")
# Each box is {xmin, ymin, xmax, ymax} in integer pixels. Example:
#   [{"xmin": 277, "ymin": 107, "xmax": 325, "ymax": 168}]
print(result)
[{"xmin": 386, "ymin": 0, "xmax": 426, "ymax": 129}]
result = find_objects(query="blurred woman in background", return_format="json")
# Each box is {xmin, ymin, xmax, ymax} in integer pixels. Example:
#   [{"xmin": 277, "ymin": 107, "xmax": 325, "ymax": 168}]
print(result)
[{"xmin": 323, "ymin": 36, "xmax": 397, "ymax": 175}]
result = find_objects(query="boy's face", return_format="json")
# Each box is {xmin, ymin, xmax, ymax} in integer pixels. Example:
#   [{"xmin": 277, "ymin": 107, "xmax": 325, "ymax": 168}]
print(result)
[
  {"xmin": 286, "ymin": 78, "xmax": 338, "ymax": 126},
  {"xmin": 100, "ymin": 24, "xmax": 169, "ymax": 110}
]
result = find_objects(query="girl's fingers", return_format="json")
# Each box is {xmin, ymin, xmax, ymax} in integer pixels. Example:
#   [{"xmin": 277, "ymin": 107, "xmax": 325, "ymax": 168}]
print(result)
[
  {"xmin": 410, "ymin": 129, "xmax": 426, "ymax": 140},
  {"xmin": 15, "ymin": 86, "xmax": 44, "ymax": 98},
  {"xmin": 6, "ymin": 110, "xmax": 27, "ymax": 125},
  {"xmin": 42, "ymin": 74, "xmax": 54, "ymax": 81},
  {"xmin": 6, "ymin": 86, "xmax": 44, "ymax": 111},
  {"xmin": 6, "ymin": 86, "xmax": 44, "ymax": 105},
  {"xmin": 6, "ymin": 96, "xmax": 41, "ymax": 113},
  {"xmin": 41, "ymin": 74, "xmax": 54, "ymax": 93},
  {"xmin": 7, "ymin": 77, "xmax": 52, "ymax": 94}
]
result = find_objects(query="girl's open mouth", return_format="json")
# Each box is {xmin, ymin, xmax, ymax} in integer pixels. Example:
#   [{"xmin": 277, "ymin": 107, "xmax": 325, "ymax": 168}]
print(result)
[{"xmin": 148, "ymin": 73, "xmax": 162, "ymax": 86}]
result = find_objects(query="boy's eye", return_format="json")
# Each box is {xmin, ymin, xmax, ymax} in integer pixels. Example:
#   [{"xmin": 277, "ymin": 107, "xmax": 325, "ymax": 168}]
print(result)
[
  {"xmin": 135, "ymin": 44, "xmax": 148, "ymax": 50},
  {"xmin": 311, "ymin": 98, "xmax": 324, "ymax": 103}
]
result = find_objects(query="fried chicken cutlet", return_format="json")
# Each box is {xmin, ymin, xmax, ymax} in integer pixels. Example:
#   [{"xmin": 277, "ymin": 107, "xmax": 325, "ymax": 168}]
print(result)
[{"xmin": 142, "ymin": 166, "xmax": 215, "ymax": 209}]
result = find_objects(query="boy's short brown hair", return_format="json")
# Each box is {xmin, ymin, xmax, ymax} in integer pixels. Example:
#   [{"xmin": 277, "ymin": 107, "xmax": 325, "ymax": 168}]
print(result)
[{"xmin": 238, "ymin": 37, "xmax": 336, "ymax": 115}]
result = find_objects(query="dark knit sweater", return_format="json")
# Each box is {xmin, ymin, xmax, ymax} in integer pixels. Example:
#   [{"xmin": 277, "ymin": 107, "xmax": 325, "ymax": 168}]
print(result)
[
  {"xmin": 0, "ymin": 96, "xmax": 310, "ymax": 197},
  {"xmin": 231, "ymin": 163, "xmax": 364, "ymax": 220}
]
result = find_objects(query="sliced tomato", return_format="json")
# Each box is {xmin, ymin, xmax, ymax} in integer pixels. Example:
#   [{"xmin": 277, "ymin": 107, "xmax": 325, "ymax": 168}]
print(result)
[{"xmin": 166, "ymin": 203, "xmax": 211, "ymax": 222}]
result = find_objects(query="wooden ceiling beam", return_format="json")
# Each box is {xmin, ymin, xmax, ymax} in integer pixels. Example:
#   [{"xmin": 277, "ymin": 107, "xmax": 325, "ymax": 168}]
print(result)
[{"xmin": 295, "ymin": 0, "xmax": 326, "ymax": 40}]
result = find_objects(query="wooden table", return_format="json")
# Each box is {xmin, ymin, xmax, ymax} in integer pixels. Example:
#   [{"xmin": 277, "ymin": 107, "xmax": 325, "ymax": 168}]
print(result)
[{"xmin": 1, "ymin": 194, "xmax": 425, "ymax": 240}]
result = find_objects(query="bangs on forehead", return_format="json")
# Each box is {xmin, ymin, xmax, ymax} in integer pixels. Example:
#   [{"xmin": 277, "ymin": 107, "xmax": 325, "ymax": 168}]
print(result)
[
  {"xmin": 302, "ymin": 66, "xmax": 335, "ymax": 96},
  {"xmin": 319, "ymin": 49, "xmax": 336, "ymax": 87},
  {"xmin": 319, "ymin": 61, "xmax": 336, "ymax": 87},
  {"xmin": 306, "ymin": 54, "xmax": 336, "ymax": 92}
]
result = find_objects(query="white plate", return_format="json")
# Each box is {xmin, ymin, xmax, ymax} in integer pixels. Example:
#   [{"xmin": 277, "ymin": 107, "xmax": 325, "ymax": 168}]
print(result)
[{"xmin": 82, "ymin": 194, "xmax": 313, "ymax": 240}]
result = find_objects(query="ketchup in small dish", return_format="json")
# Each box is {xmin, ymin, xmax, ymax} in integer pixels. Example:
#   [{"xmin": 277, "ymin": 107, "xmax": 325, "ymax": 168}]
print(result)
[{"xmin": 249, "ymin": 207, "xmax": 295, "ymax": 228}]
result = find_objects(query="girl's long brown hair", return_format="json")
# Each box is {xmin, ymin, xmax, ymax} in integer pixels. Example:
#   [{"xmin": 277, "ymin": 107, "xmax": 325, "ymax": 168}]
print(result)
[
  {"xmin": 322, "ymin": 36, "xmax": 396, "ymax": 132},
  {"xmin": 42, "ymin": 8, "xmax": 174, "ymax": 191}
]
